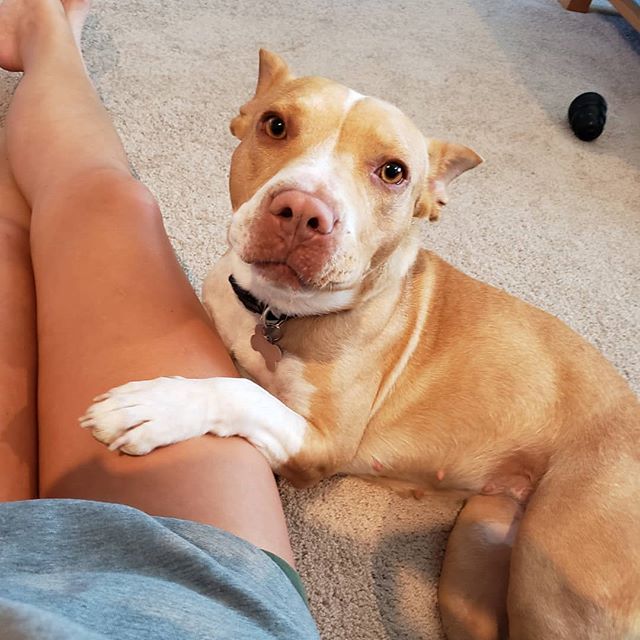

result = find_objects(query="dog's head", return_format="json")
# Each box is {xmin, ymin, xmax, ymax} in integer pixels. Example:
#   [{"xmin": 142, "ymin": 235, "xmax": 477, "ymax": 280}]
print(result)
[{"xmin": 227, "ymin": 50, "xmax": 481, "ymax": 316}]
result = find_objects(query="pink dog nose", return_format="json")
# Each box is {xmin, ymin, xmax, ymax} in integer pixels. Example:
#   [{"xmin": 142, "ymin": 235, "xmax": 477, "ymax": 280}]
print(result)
[{"xmin": 269, "ymin": 190, "xmax": 337, "ymax": 238}]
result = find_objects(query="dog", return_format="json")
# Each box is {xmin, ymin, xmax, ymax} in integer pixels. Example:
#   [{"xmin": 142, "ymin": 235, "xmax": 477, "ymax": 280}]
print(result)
[{"xmin": 81, "ymin": 50, "xmax": 640, "ymax": 639}]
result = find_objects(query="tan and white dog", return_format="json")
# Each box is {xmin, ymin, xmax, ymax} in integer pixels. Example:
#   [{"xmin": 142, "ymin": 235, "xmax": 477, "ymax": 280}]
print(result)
[{"xmin": 81, "ymin": 51, "xmax": 640, "ymax": 639}]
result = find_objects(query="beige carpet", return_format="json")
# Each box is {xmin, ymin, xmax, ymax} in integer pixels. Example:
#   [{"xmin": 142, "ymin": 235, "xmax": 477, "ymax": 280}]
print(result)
[{"xmin": 2, "ymin": 0, "xmax": 638, "ymax": 638}]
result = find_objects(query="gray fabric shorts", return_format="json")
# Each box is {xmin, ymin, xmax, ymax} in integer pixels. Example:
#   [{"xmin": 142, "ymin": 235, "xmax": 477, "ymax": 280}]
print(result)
[{"xmin": 0, "ymin": 499, "xmax": 320, "ymax": 640}]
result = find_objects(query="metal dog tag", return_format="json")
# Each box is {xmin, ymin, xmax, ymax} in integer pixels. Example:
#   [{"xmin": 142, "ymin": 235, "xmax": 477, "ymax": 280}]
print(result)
[{"xmin": 251, "ymin": 324, "xmax": 283, "ymax": 372}]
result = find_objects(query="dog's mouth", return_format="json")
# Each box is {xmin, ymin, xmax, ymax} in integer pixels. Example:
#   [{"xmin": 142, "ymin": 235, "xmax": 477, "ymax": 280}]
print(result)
[{"xmin": 252, "ymin": 261, "xmax": 305, "ymax": 290}]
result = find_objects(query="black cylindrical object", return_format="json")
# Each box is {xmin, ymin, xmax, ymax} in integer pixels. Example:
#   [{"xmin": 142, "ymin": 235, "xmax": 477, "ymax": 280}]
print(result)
[{"xmin": 568, "ymin": 92, "xmax": 607, "ymax": 142}]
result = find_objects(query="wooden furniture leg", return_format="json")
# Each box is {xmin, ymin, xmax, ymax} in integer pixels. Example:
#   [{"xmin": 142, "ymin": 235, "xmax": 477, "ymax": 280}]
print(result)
[
  {"xmin": 559, "ymin": 0, "xmax": 592, "ymax": 11},
  {"xmin": 560, "ymin": 0, "xmax": 640, "ymax": 31},
  {"xmin": 610, "ymin": 0, "xmax": 640, "ymax": 30}
]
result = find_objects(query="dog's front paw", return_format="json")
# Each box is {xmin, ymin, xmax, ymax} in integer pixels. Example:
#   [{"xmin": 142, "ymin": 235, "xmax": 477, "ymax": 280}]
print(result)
[{"xmin": 79, "ymin": 377, "xmax": 210, "ymax": 455}]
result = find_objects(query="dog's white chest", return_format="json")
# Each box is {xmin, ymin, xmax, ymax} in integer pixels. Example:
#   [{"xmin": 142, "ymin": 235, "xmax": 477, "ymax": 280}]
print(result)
[{"xmin": 202, "ymin": 256, "xmax": 315, "ymax": 416}]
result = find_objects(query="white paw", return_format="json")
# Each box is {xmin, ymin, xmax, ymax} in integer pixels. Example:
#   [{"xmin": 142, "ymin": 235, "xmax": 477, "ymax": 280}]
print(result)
[{"xmin": 79, "ymin": 377, "xmax": 211, "ymax": 455}]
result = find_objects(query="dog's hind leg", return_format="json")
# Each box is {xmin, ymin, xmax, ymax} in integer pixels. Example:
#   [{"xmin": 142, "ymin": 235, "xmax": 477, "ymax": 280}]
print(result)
[
  {"xmin": 507, "ymin": 410, "xmax": 640, "ymax": 640},
  {"xmin": 439, "ymin": 495, "xmax": 523, "ymax": 640}
]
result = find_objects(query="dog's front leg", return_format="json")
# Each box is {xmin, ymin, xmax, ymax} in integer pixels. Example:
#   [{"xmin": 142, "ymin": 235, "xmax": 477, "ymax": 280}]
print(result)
[{"xmin": 80, "ymin": 376, "xmax": 310, "ymax": 469}]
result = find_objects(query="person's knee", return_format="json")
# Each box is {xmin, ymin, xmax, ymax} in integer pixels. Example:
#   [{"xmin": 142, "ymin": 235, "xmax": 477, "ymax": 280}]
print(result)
[
  {"xmin": 35, "ymin": 168, "xmax": 162, "ymax": 227},
  {"xmin": 76, "ymin": 170, "xmax": 161, "ymax": 219},
  {"xmin": 0, "ymin": 218, "xmax": 31, "ymax": 263}
]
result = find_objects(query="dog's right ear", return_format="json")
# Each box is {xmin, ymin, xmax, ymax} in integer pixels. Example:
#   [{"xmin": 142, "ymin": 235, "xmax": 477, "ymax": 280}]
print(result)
[{"xmin": 230, "ymin": 49, "xmax": 293, "ymax": 139}]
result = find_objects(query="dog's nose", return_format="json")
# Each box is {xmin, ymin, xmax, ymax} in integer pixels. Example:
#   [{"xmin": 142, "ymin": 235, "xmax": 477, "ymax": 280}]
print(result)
[{"xmin": 269, "ymin": 190, "xmax": 337, "ymax": 238}]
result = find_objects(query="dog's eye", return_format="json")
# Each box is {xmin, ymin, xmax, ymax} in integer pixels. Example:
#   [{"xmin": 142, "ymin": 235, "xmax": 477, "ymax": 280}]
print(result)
[
  {"xmin": 263, "ymin": 114, "xmax": 287, "ymax": 140},
  {"xmin": 378, "ymin": 161, "xmax": 407, "ymax": 185}
]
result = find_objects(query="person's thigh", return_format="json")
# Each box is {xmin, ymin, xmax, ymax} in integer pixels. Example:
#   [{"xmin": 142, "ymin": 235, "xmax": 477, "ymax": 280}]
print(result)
[
  {"xmin": 33, "ymin": 172, "xmax": 294, "ymax": 563},
  {"xmin": 0, "ymin": 130, "xmax": 37, "ymax": 501}
]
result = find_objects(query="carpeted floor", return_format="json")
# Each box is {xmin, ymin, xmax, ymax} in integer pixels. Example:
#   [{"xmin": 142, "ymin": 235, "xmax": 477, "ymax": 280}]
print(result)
[{"xmin": 1, "ymin": 1, "xmax": 638, "ymax": 638}]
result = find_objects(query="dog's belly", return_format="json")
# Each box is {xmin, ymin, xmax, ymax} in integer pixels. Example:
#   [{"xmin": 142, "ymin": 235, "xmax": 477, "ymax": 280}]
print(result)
[{"xmin": 343, "ymin": 445, "xmax": 542, "ymax": 504}]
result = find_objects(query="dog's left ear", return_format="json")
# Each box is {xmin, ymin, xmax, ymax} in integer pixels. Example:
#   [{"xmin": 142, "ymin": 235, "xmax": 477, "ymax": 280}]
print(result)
[
  {"xmin": 230, "ymin": 49, "xmax": 293, "ymax": 140},
  {"xmin": 414, "ymin": 140, "xmax": 483, "ymax": 221}
]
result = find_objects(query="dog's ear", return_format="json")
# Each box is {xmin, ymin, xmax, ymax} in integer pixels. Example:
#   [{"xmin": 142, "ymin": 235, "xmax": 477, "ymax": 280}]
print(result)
[
  {"xmin": 230, "ymin": 49, "xmax": 293, "ymax": 139},
  {"xmin": 254, "ymin": 49, "xmax": 291, "ymax": 98},
  {"xmin": 414, "ymin": 140, "xmax": 483, "ymax": 221}
]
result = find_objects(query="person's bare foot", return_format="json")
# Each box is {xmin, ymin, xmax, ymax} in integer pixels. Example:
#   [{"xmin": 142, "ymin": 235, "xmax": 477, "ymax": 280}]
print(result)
[{"xmin": 0, "ymin": 0, "xmax": 90, "ymax": 72}]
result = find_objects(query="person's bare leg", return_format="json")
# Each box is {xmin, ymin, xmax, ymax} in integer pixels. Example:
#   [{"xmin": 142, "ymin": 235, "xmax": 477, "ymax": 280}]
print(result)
[
  {"xmin": 0, "ymin": 0, "xmax": 294, "ymax": 564},
  {"xmin": 0, "ymin": 127, "xmax": 37, "ymax": 501}
]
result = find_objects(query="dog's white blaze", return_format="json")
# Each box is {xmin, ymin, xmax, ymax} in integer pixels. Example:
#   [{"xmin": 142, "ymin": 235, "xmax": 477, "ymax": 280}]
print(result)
[
  {"xmin": 343, "ymin": 88, "xmax": 365, "ymax": 112},
  {"xmin": 369, "ymin": 253, "xmax": 436, "ymax": 418},
  {"xmin": 230, "ymin": 137, "xmax": 357, "ymax": 239}
]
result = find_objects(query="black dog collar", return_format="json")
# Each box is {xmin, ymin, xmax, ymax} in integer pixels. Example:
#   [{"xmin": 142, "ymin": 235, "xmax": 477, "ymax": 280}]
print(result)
[{"xmin": 228, "ymin": 275, "xmax": 290, "ymax": 325}]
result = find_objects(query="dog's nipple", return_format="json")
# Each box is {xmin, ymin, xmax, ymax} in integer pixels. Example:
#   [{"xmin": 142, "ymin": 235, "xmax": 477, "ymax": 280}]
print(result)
[{"xmin": 436, "ymin": 469, "xmax": 445, "ymax": 482}]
